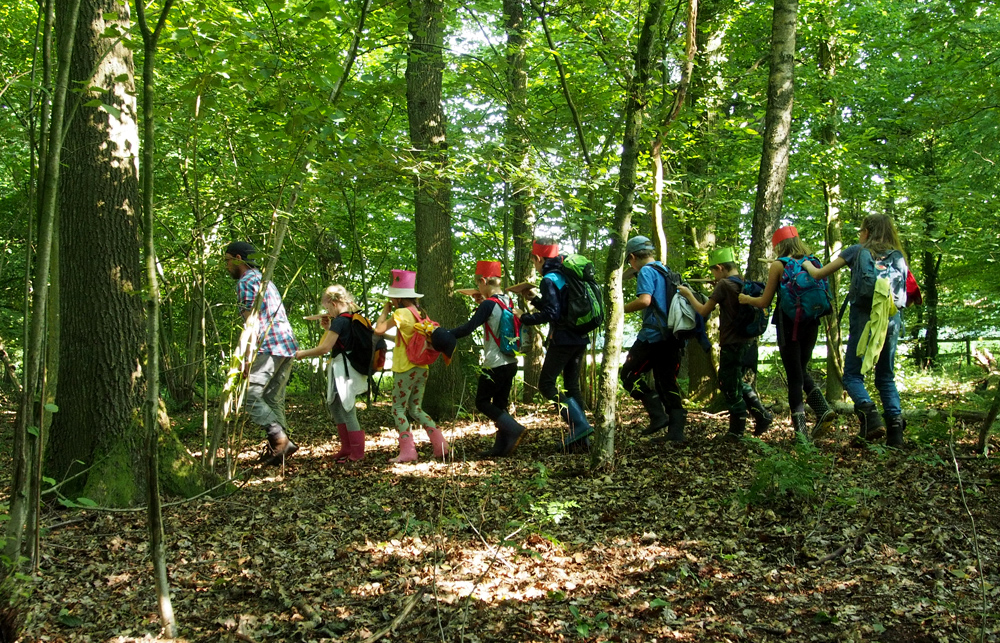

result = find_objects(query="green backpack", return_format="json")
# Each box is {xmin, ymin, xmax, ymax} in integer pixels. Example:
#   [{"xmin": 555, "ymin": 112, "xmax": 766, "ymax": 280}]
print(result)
[{"xmin": 549, "ymin": 254, "xmax": 605, "ymax": 334}]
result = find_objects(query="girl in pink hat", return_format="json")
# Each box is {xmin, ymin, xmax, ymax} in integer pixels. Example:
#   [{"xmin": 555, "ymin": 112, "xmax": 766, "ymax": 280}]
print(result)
[
  {"xmin": 739, "ymin": 225, "xmax": 836, "ymax": 440},
  {"xmin": 374, "ymin": 269, "xmax": 449, "ymax": 463}
]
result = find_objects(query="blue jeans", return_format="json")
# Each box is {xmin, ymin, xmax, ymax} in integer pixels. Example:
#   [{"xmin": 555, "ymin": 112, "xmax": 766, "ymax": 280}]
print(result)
[{"xmin": 843, "ymin": 306, "xmax": 902, "ymax": 417}]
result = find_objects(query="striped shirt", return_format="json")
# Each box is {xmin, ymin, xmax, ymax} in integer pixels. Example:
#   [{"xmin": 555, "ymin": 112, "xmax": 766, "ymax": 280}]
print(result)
[{"xmin": 236, "ymin": 268, "xmax": 298, "ymax": 357}]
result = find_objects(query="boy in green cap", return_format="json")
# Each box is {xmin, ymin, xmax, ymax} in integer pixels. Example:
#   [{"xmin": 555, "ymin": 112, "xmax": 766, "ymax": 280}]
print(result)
[{"xmin": 677, "ymin": 247, "xmax": 773, "ymax": 439}]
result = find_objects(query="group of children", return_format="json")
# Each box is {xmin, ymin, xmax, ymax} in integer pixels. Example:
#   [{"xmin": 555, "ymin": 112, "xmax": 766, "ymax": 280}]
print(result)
[{"xmin": 258, "ymin": 212, "xmax": 910, "ymax": 466}]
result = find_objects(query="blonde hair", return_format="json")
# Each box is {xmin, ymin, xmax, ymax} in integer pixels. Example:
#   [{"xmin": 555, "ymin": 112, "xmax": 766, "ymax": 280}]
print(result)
[
  {"xmin": 322, "ymin": 284, "xmax": 356, "ymax": 308},
  {"xmin": 774, "ymin": 236, "xmax": 811, "ymax": 260},
  {"xmin": 861, "ymin": 213, "xmax": 904, "ymax": 257}
]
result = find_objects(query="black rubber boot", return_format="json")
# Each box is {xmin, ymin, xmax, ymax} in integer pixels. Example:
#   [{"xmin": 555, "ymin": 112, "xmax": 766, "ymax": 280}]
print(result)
[
  {"xmin": 884, "ymin": 414, "xmax": 905, "ymax": 447},
  {"xmin": 791, "ymin": 411, "xmax": 809, "ymax": 441},
  {"xmin": 657, "ymin": 408, "xmax": 686, "ymax": 444},
  {"xmin": 806, "ymin": 388, "xmax": 836, "ymax": 438},
  {"xmin": 723, "ymin": 413, "xmax": 747, "ymax": 441},
  {"xmin": 744, "ymin": 392, "xmax": 774, "ymax": 436},
  {"xmin": 853, "ymin": 402, "xmax": 885, "ymax": 446},
  {"xmin": 640, "ymin": 393, "xmax": 670, "ymax": 436}
]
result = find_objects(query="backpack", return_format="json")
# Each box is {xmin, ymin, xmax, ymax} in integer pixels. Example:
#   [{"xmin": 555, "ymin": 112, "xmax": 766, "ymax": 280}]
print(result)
[
  {"xmin": 547, "ymin": 254, "xmax": 605, "ymax": 333},
  {"xmin": 727, "ymin": 276, "xmax": 769, "ymax": 338},
  {"xmin": 853, "ymin": 248, "xmax": 907, "ymax": 310},
  {"xmin": 778, "ymin": 256, "xmax": 832, "ymax": 339},
  {"xmin": 645, "ymin": 264, "xmax": 712, "ymax": 351},
  {"xmin": 399, "ymin": 306, "xmax": 442, "ymax": 366},
  {"xmin": 334, "ymin": 312, "xmax": 380, "ymax": 376},
  {"xmin": 484, "ymin": 295, "xmax": 521, "ymax": 355}
]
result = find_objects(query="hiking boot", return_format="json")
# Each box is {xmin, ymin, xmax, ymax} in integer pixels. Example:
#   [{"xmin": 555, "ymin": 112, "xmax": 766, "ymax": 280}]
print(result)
[
  {"xmin": 654, "ymin": 409, "xmax": 686, "ymax": 444},
  {"xmin": 723, "ymin": 412, "xmax": 747, "ymax": 441},
  {"xmin": 261, "ymin": 423, "xmax": 298, "ymax": 466},
  {"xmin": 852, "ymin": 402, "xmax": 885, "ymax": 446},
  {"xmin": 806, "ymin": 388, "xmax": 836, "ymax": 438},
  {"xmin": 884, "ymin": 414, "xmax": 905, "ymax": 448}
]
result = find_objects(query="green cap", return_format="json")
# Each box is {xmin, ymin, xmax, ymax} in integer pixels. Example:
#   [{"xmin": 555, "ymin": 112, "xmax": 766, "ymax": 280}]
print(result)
[{"xmin": 707, "ymin": 247, "xmax": 737, "ymax": 266}]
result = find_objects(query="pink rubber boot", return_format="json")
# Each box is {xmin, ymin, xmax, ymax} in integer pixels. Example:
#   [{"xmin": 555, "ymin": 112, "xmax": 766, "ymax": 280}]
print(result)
[
  {"xmin": 333, "ymin": 424, "xmax": 350, "ymax": 461},
  {"xmin": 345, "ymin": 430, "xmax": 366, "ymax": 462},
  {"xmin": 425, "ymin": 426, "xmax": 449, "ymax": 459},
  {"xmin": 390, "ymin": 431, "xmax": 418, "ymax": 463}
]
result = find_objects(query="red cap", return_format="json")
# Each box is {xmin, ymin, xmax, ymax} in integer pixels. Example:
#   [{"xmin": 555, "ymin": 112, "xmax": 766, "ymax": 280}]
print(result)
[
  {"xmin": 771, "ymin": 225, "xmax": 799, "ymax": 248},
  {"xmin": 475, "ymin": 261, "xmax": 502, "ymax": 279},
  {"xmin": 531, "ymin": 241, "xmax": 559, "ymax": 258}
]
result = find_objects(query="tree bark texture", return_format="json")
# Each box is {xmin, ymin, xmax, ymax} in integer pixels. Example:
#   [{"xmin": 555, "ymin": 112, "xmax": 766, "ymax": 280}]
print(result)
[
  {"xmin": 746, "ymin": 0, "xmax": 798, "ymax": 282},
  {"xmin": 406, "ymin": 0, "xmax": 465, "ymax": 419},
  {"xmin": 47, "ymin": 0, "xmax": 148, "ymax": 507},
  {"xmin": 593, "ymin": 0, "xmax": 666, "ymax": 470}
]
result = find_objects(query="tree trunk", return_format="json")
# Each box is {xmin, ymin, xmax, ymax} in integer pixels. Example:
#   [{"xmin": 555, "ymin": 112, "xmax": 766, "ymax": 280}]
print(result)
[
  {"xmin": 46, "ymin": 0, "xmax": 149, "ymax": 507},
  {"xmin": 818, "ymin": 17, "xmax": 844, "ymax": 401},
  {"xmin": 746, "ymin": 0, "xmax": 798, "ymax": 282},
  {"xmin": 593, "ymin": 0, "xmax": 666, "ymax": 470},
  {"xmin": 502, "ymin": 0, "xmax": 541, "ymax": 404},
  {"xmin": 5, "ymin": 0, "xmax": 80, "ymax": 564},
  {"xmin": 919, "ymin": 142, "xmax": 940, "ymax": 368},
  {"xmin": 406, "ymin": 0, "xmax": 465, "ymax": 419}
]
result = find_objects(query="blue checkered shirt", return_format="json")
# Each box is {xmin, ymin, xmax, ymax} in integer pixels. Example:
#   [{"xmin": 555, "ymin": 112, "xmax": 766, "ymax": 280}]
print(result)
[{"xmin": 236, "ymin": 268, "xmax": 298, "ymax": 357}]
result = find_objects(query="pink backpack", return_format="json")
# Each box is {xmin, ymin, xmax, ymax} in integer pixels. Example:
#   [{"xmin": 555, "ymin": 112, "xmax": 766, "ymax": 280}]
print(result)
[{"xmin": 399, "ymin": 306, "xmax": 441, "ymax": 366}]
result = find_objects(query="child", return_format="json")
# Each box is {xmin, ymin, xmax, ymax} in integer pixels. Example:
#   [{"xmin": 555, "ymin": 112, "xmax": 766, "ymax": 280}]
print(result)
[
  {"xmin": 295, "ymin": 285, "xmax": 368, "ymax": 462},
  {"xmin": 619, "ymin": 235, "xmax": 686, "ymax": 442},
  {"xmin": 677, "ymin": 247, "xmax": 773, "ymax": 440},
  {"xmin": 446, "ymin": 260, "xmax": 526, "ymax": 457},
  {"xmin": 801, "ymin": 214, "xmax": 909, "ymax": 446},
  {"xmin": 515, "ymin": 238, "xmax": 593, "ymax": 452},
  {"xmin": 374, "ymin": 269, "xmax": 449, "ymax": 462},
  {"xmin": 739, "ymin": 226, "xmax": 835, "ymax": 439}
]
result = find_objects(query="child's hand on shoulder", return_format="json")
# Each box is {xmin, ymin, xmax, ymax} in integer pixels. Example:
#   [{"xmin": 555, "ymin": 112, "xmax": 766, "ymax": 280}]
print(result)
[
  {"xmin": 738, "ymin": 293, "xmax": 750, "ymax": 304},
  {"xmin": 678, "ymin": 285, "xmax": 691, "ymax": 298}
]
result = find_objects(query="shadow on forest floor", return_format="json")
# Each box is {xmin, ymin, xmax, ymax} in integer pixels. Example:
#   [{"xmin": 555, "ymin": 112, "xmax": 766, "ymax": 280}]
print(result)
[{"xmin": 4, "ymin": 386, "xmax": 1000, "ymax": 642}]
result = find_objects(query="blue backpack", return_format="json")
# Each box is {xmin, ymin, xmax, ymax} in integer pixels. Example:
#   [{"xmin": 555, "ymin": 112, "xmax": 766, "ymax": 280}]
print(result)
[
  {"xmin": 484, "ymin": 295, "xmax": 521, "ymax": 355},
  {"xmin": 778, "ymin": 256, "xmax": 832, "ymax": 339},
  {"xmin": 727, "ymin": 276, "xmax": 769, "ymax": 338}
]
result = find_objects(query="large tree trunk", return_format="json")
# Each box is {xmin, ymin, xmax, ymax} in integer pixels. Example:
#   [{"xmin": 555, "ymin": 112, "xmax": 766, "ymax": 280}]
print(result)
[
  {"xmin": 746, "ymin": 0, "xmax": 798, "ymax": 282},
  {"xmin": 502, "ymin": 0, "xmax": 541, "ymax": 404},
  {"xmin": 46, "ymin": 0, "xmax": 148, "ymax": 507},
  {"xmin": 406, "ymin": 0, "xmax": 464, "ymax": 419},
  {"xmin": 593, "ymin": 0, "xmax": 666, "ymax": 470}
]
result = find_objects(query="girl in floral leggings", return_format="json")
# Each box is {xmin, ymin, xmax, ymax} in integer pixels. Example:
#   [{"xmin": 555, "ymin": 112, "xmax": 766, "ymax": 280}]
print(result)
[{"xmin": 374, "ymin": 269, "xmax": 449, "ymax": 463}]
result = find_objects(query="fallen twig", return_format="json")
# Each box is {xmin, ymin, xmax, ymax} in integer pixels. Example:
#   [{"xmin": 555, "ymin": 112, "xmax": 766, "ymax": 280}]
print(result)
[
  {"xmin": 362, "ymin": 587, "xmax": 427, "ymax": 643},
  {"xmin": 812, "ymin": 519, "xmax": 875, "ymax": 565}
]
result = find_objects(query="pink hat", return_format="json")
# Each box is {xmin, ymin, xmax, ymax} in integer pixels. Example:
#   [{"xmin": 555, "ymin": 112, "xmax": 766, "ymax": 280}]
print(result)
[
  {"xmin": 771, "ymin": 225, "xmax": 799, "ymax": 248},
  {"xmin": 386, "ymin": 269, "xmax": 423, "ymax": 298},
  {"xmin": 475, "ymin": 261, "xmax": 502, "ymax": 279}
]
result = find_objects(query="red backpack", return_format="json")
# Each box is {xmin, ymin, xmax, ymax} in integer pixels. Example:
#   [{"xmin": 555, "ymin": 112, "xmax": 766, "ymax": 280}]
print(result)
[{"xmin": 398, "ymin": 306, "xmax": 442, "ymax": 366}]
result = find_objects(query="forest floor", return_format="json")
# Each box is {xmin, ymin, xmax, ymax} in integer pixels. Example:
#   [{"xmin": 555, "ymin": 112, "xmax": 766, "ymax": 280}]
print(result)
[{"xmin": 2, "ymin": 378, "xmax": 999, "ymax": 643}]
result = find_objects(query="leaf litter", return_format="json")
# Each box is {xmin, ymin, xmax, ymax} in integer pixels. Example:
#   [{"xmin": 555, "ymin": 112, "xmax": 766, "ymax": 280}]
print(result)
[{"xmin": 5, "ymin": 394, "xmax": 999, "ymax": 642}]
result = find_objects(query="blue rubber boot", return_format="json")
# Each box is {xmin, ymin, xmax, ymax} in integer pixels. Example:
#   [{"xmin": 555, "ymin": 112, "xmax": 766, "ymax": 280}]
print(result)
[{"xmin": 559, "ymin": 398, "xmax": 594, "ymax": 452}]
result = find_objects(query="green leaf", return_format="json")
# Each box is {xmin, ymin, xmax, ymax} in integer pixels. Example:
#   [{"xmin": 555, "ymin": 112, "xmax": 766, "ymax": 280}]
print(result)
[
  {"xmin": 102, "ymin": 12, "xmax": 119, "ymax": 20},
  {"xmin": 650, "ymin": 598, "xmax": 668, "ymax": 608},
  {"xmin": 101, "ymin": 103, "xmax": 123, "ymax": 120},
  {"xmin": 76, "ymin": 497, "xmax": 98, "ymax": 508},
  {"xmin": 27, "ymin": 426, "xmax": 39, "ymax": 437},
  {"xmin": 58, "ymin": 498, "xmax": 78, "ymax": 508},
  {"xmin": 58, "ymin": 611, "xmax": 83, "ymax": 627},
  {"xmin": 44, "ymin": 403, "xmax": 59, "ymax": 413}
]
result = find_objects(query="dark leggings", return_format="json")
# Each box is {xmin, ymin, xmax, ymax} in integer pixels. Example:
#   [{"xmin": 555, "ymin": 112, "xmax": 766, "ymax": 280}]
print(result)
[
  {"xmin": 777, "ymin": 313, "xmax": 820, "ymax": 413},
  {"xmin": 475, "ymin": 363, "xmax": 517, "ymax": 421},
  {"xmin": 539, "ymin": 343, "xmax": 586, "ymax": 407},
  {"xmin": 619, "ymin": 338, "xmax": 684, "ymax": 410}
]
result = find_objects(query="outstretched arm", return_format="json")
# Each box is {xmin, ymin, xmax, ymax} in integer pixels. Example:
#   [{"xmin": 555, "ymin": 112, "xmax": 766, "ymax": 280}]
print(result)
[
  {"xmin": 296, "ymin": 330, "xmax": 340, "ymax": 360},
  {"xmin": 679, "ymin": 285, "xmax": 716, "ymax": 318},
  {"xmin": 739, "ymin": 260, "xmax": 784, "ymax": 308},
  {"xmin": 803, "ymin": 256, "xmax": 847, "ymax": 280}
]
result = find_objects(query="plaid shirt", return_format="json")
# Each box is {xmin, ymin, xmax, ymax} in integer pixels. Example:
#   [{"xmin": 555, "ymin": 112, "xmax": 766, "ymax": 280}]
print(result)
[{"xmin": 236, "ymin": 268, "xmax": 298, "ymax": 357}]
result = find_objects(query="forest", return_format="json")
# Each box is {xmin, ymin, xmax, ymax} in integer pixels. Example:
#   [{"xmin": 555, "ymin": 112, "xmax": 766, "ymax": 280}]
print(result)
[{"xmin": 0, "ymin": 0, "xmax": 998, "ymax": 640}]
